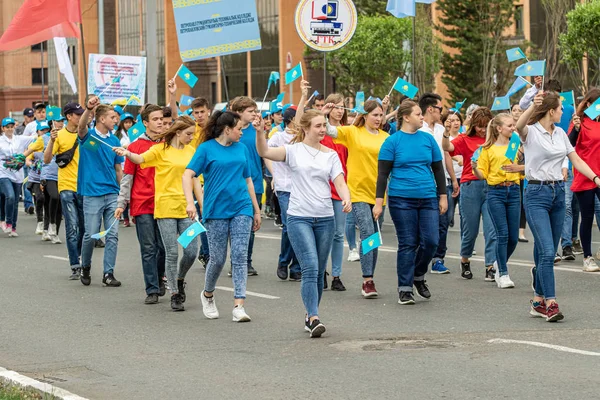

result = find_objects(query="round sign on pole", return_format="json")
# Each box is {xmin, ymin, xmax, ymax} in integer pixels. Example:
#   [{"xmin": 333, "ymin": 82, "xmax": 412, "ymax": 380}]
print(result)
[{"xmin": 295, "ymin": 0, "xmax": 358, "ymax": 52}]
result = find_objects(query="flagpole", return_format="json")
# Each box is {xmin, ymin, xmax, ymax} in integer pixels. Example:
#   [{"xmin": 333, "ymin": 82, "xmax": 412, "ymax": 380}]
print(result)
[
  {"xmin": 41, "ymin": 41, "xmax": 45, "ymax": 103},
  {"xmin": 260, "ymin": 85, "xmax": 270, "ymax": 112},
  {"xmin": 79, "ymin": 23, "xmax": 88, "ymax": 98},
  {"xmin": 221, "ymin": 59, "xmax": 230, "ymax": 103},
  {"xmin": 412, "ymin": 16, "xmax": 416, "ymax": 85},
  {"xmin": 172, "ymin": 64, "xmax": 182, "ymax": 82},
  {"xmin": 388, "ymin": 77, "xmax": 399, "ymax": 97}
]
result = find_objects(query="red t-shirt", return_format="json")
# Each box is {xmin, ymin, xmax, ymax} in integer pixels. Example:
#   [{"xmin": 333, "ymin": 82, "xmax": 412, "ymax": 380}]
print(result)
[
  {"xmin": 571, "ymin": 117, "xmax": 600, "ymax": 192},
  {"xmin": 321, "ymin": 135, "xmax": 348, "ymax": 201},
  {"xmin": 123, "ymin": 138, "xmax": 159, "ymax": 216},
  {"xmin": 449, "ymin": 134, "xmax": 486, "ymax": 183}
]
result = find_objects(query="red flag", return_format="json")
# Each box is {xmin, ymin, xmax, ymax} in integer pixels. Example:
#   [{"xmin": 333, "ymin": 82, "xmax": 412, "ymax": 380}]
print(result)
[{"xmin": 0, "ymin": 0, "xmax": 82, "ymax": 51}]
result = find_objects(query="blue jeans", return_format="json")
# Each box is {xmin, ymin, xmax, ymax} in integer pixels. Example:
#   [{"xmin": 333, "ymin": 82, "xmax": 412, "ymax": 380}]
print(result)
[
  {"xmin": 60, "ymin": 190, "xmax": 85, "ymax": 268},
  {"xmin": 287, "ymin": 216, "xmax": 335, "ymax": 318},
  {"xmin": 23, "ymin": 166, "xmax": 33, "ymax": 209},
  {"xmin": 276, "ymin": 191, "xmax": 300, "ymax": 274},
  {"xmin": 81, "ymin": 194, "xmax": 119, "ymax": 274},
  {"xmin": 433, "ymin": 183, "xmax": 453, "ymax": 262},
  {"xmin": 388, "ymin": 197, "xmax": 439, "ymax": 293},
  {"xmin": 204, "ymin": 216, "xmax": 252, "ymax": 299},
  {"xmin": 157, "ymin": 218, "xmax": 198, "ymax": 295},
  {"xmin": 459, "ymin": 180, "xmax": 497, "ymax": 265},
  {"xmin": 135, "ymin": 214, "xmax": 166, "ymax": 295},
  {"xmin": 525, "ymin": 183, "xmax": 566, "ymax": 300},
  {"xmin": 195, "ymin": 202, "xmax": 209, "ymax": 257},
  {"xmin": 330, "ymin": 200, "xmax": 346, "ymax": 277},
  {"xmin": 345, "ymin": 210, "xmax": 357, "ymax": 250},
  {"xmin": 560, "ymin": 170, "xmax": 574, "ymax": 248},
  {"xmin": 0, "ymin": 178, "xmax": 21, "ymax": 229},
  {"xmin": 353, "ymin": 202, "xmax": 385, "ymax": 278},
  {"xmin": 487, "ymin": 185, "xmax": 521, "ymax": 276}
]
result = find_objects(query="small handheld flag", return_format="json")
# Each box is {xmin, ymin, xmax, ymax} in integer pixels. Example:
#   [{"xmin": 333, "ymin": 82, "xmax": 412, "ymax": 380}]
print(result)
[
  {"xmin": 505, "ymin": 132, "xmax": 521, "ymax": 162},
  {"xmin": 45, "ymin": 106, "xmax": 62, "ymax": 121},
  {"xmin": 506, "ymin": 47, "xmax": 527, "ymax": 63},
  {"xmin": 176, "ymin": 64, "xmax": 198, "ymax": 88},
  {"xmin": 177, "ymin": 221, "xmax": 207, "ymax": 249},
  {"xmin": 390, "ymin": 77, "xmax": 419, "ymax": 99},
  {"xmin": 362, "ymin": 232, "xmax": 382, "ymax": 255},
  {"xmin": 180, "ymin": 94, "xmax": 195, "ymax": 107},
  {"xmin": 386, "ymin": 0, "xmax": 415, "ymax": 18},
  {"xmin": 452, "ymin": 98, "xmax": 467, "ymax": 114},
  {"xmin": 507, "ymin": 77, "xmax": 531, "ymax": 97},
  {"xmin": 559, "ymin": 91, "xmax": 575, "ymax": 107},
  {"xmin": 368, "ymin": 96, "xmax": 383, "ymax": 106},
  {"xmin": 308, "ymin": 90, "xmax": 320, "ymax": 103},
  {"xmin": 285, "ymin": 62, "xmax": 303, "ymax": 85},
  {"xmin": 471, "ymin": 146, "xmax": 482, "ymax": 162},
  {"xmin": 584, "ymin": 97, "xmax": 600, "ymax": 120},
  {"xmin": 354, "ymin": 91, "xmax": 366, "ymax": 114},
  {"xmin": 126, "ymin": 95, "xmax": 142, "ymax": 107},
  {"xmin": 268, "ymin": 71, "xmax": 280, "ymax": 89},
  {"xmin": 128, "ymin": 121, "xmax": 146, "ymax": 142},
  {"xmin": 514, "ymin": 60, "xmax": 546, "ymax": 77},
  {"xmin": 97, "ymin": 75, "xmax": 123, "ymax": 98},
  {"xmin": 91, "ymin": 219, "xmax": 118, "ymax": 240},
  {"xmin": 491, "ymin": 96, "xmax": 511, "ymax": 111}
]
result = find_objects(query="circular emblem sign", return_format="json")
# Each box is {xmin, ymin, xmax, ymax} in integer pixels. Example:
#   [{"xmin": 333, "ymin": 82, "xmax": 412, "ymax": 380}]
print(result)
[{"xmin": 295, "ymin": 0, "xmax": 358, "ymax": 52}]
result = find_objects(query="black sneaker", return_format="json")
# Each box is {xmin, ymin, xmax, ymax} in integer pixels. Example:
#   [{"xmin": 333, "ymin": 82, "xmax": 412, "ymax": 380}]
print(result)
[
  {"xmin": 158, "ymin": 278, "xmax": 166, "ymax": 297},
  {"xmin": 485, "ymin": 267, "xmax": 496, "ymax": 282},
  {"xmin": 461, "ymin": 261, "xmax": 472, "ymax": 279},
  {"xmin": 95, "ymin": 239, "xmax": 105, "ymax": 248},
  {"xmin": 414, "ymin": 280, "xmax": 431, "ymax": 299},
  {"xmin": 554, "ymin": 253, "xmax": 562, "ymax": 263},
  {"xmin": 177, "ymin": 279, "xmax": 186, "ymax": 303},
  {"xmin": 198, "ymin": 254, "xmax": 209, "ymax": 269},
  {"xmin": 304, "ymin": 317, "xmax": 311, "ymax": 332},
  {"xmin": 289, "ymin": 272, "xmax": 302, "ymax": 281},
  {"xmin": 331, "ymin": 277, "xmax": 346, "ymax": 291},
  {"xmin": 562, "ymin": 246, "xmax": 575, "ymax": 261},
  {"xmin": 309, "ymin": 319, "xmax": 326, "ymax": 338},
  {"xmin": 171, "ymin": 294, "xmax": 184, "ymax": 311},
  {"xmin": 27, "ymin": 205, "xmax": 35, "ymax": 215},
  {"xmin": 398, "ymin": 291, "xmax": 415, "ymax": 305},
  {"xmin": 103, "ymin": 273, "xmax": 121, "ymax": 287},
  {"xmin": 248, "ymin": 265, "xmax": 258, "ymax": 276},
  {"xmin": 69, "ymin": 268, "xmax": 81, "ymax": 280},
  {"xmin": 323, "ymin": 272, "xmax": 329, "ymax": 290},
  {"xmin": 80, "ymin": 267, "xmax": 91, "ymax": 286},
  {"xmin": 277, "ymin": 264, "xmax": 288, "ymax": 280},
  {"xmin": 145, "ymin": 293, "xmax": 159, "ymax": 304}
]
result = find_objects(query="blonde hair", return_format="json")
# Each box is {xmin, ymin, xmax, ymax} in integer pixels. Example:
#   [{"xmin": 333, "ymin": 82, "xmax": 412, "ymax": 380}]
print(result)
[
  {"xmin": 289, "ymin": 110, "xmax": 324, "ymax": 144},
  {"xmin": 95, "ymin": 104, "xmax": 114, "ymax": 120},
  {"xmin": 483, "ymin": 113, "xmax": 513, "ymax": 149}
]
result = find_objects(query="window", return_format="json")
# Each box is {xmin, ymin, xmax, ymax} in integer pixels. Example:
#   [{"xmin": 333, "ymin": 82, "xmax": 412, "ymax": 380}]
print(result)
[
  {"xmin": 515, "ymin": 6, "xmax": 524, "ymax": 36},
  {"xmin": 32, "ymin": 68, "xmax": 48, "ymax": 85}
]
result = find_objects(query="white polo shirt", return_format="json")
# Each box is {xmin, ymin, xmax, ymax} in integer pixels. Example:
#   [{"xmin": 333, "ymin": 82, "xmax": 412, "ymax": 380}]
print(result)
[
  {"xmin": 268, "ymin": 129, "xmax": 295, "ymax": 193},
  {"xmin": 523, "ymin": 122, "xmax": 574, "ymax": 181}
]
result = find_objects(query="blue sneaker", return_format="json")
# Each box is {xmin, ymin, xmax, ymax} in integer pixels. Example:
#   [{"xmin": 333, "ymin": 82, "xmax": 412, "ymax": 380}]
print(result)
[{"xmin": 431, "ymin": 260, "xmax": 450, "ymax": 274}]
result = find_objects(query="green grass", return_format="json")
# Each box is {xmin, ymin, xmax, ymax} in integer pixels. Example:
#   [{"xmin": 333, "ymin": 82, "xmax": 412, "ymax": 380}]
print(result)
[{"xmin": 0, "ymin": 381, "xmax": 56, "ymax": 400}]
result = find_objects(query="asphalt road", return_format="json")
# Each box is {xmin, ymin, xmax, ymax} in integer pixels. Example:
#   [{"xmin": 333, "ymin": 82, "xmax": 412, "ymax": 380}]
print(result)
[{"xmin": 1, "ymin": 209, "xmax": 600, "ymax": 399}]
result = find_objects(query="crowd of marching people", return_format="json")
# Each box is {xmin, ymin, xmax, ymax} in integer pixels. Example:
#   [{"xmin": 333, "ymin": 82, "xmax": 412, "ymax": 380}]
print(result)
[{"xmin": 2, "ymin": 74, "xmax": 600, "ymax": 336}]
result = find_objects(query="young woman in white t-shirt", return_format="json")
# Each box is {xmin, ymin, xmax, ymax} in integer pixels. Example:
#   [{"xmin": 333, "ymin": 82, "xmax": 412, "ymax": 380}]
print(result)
[{"xmin": 256, "ymin": 110, "xmax": 352, "ymax": 338}]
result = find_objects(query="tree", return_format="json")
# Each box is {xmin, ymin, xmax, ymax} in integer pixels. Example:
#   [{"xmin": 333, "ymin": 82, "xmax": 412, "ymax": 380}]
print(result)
[
  {"xmin": 435, "ymin": 0, "xmax": 516, "ymax": 105},
  {"xmin": 414, "ymin": 5, "xmax": 443, "ymax": 94},
  {"xmin": 540, "ymin": 0, "xmax": 576, "ymax": 79},
  {"xmin": 559, "ymin": 0, "xmax": 600, "ymax": 93}
]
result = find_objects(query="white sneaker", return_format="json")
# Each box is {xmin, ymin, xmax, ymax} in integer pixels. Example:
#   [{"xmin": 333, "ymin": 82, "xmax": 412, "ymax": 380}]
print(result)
[
  {"xmin": 8, "ymin": 230, "xmax": 19, "ymax": 238},
  {"xmin": 35, "ymin": 222, "xmax": 44, "ymax": 235},
  {"xmin": 48, "ymin": 223, "xmax": 57, "ymax": 236},
  {"xmin": 3, "ymin": 224, "xmax": 12, "ymax": 234},
  {"xmin": 583, "ymin": 257, "xmax": 600, "ymax": 272},
  {"xmin": 497, "ymin": 274, "xmax": 515, "ymax": 289},
  {"xmin": 51, "ymin": 235, "xmax": 62, "ymax": 244},
  {"xmin": 42, "ymin": 231, "xmax": 51, "ymax": 241},
  {"xmin": 201, "ymin": 291, "xmax": 219, "ymax": 319},
  {"xmin": 232, "ymin": 305, "xmax": 251, "ymax": 322},
  {"xmin": 0, "ymin": 221, "xmax": 5, "ymax": 231},
  {"xmin": 347, "ymin": 249, "xmax": 360, "ymax": 262}
]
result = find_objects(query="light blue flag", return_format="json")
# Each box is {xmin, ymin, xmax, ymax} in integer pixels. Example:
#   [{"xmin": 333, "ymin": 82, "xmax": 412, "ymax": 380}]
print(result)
[
  {"xmin": 491, "ymin": 95, "xmax": 511, "ymax": 111},
  {"xmin": 177, "ymin": 64, "xmax": 198, "ymax": 88},
  {"xmin": 311, "ymin": 90, "xmax": 320, "ymax": 99},
  {"xmin": 45, "ymin": 106, "xmax": 62, "ymax": 121},
  {"xmin": 471, "ymin": 146, "xmax": 482, "ymax": 162},
  {"xmin": 285, "ymin": 63, "xmax": 303, "ymax": 85},
  {"xmin": 268, "ymin": 71, "xmax": 280, "ymax": 89},
  {"xmin": 584, "ymin": 97, "xmax": 600, "ymax": 120},
  {"xmin": 392, "ymin": 77, "xmax": 419, "ymax": 98},
  {"xmin": 180, "ymin": 94, "xmax": 195, "ymax": 107},
  {"xmin": 454, "ymin": 98, "xmax": 467, "ymax": 111},
  {"xmin": 354, "ymin": 92, "xmax": 366, "ymax": 114},
  {"xmin": 459, "ymin": 126, "xmax": 466, "ymax": 134},
  {"xmin": 91, "ymin": 219, "xmax": 118, "ymax": 240},
  {"xmin": 80, "ymin": 136, "xmax": 100, "ymax": 152},
  {"xmin": 361, "ymin": 232, "xmax": 382, "ymax": 256},
  {"xmin": 269, "ymin": 99, "xmax": 281, "ymax": 114},
  {"xmin": 368, "ymin": 96, "xmax": 383, "ymax": 105},
  {"xmin": 128, "ymin": 121, "xmax": 146, "ymax": 142},
  {"xmin": 559, "ymin": 91, "xmax": 575, "ymax": 107},
  {"xmin": 514, "ymin": 60, "xmax": 546, "ymax": 77},
  {"xmin": 505, "ymin": 132, "xmax": 521, "ymax": 162},
  {"xmin": 506, "ymin": 47, "xmax": 527, "ymax": 62},
  {"xmin": 386, "ymin": 0, "xmax": 415, "ymax": 18},
  {"xmin": 507, "ymin": 77, "xmax": 530, "ymax": 97},
  {"xmin": 177, "ymin": 221, "xmax": 207, "ymax": 249}
]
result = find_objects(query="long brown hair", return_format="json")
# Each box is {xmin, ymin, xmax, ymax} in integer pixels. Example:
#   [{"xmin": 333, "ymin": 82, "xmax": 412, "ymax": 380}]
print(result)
[
  {"xmin": 465, "ymin": 107, "xmax": 493, "ymax": 137},
  {"xmin": 482, "ymin": 113, "xmax": 512, "ymax": 149},
  {"xmin": 353, "ymin": 99, "xmax": 383, "ymax": 129},
  {"xmin": 155, "ymin": 115, "xmax": 195, "ymax": 149},
  {"xmin": 289, "ymin": 109, "xmax": 324, "ymax": 144},
  {"xmin": 527, "ymin": 91, "xmax": 560, "ymax": 126},
  {"xmin": 576, "ymin": 87, "xmax": 600, "ymax": 119},
  {"xmin": 324, "ymin": 93, "xmax": 347, "ymax": 125}
]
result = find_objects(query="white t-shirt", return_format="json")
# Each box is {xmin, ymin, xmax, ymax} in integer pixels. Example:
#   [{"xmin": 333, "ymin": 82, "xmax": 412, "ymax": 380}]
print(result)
[
  {"xmin": 0, "ymin": 135, "xmax": 36, "ymax": 182},
  {"xmin": 523, "ymin": 122, "xmax": 574, "ymax": 181},
  {"xmin": 422, "ymin": 121, "xmax": 448, "ymax": 178},
  {"xmin": 268, "ymin": 129, "xmax": 295, "ymax": 193},
  {"xmin": 284, "ymin": 143, "xmax": 344, "ymax": 218},
  {"xmin": 22, "ymin": 120, "xmax": 40, "ymax": 137}
]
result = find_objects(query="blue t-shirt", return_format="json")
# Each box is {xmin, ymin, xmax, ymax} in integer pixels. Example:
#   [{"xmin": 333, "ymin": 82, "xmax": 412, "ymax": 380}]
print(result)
[
  {"xmin": 378, "ymin": 130, "xmax": 442, "ymax": 199},
  {"xmin": 238, "ymin": 124, "xmax": 264, "ymax": 194},
  {"xmin": 187, "ymin": 139, "xmax": 254, "ymax": 220},
  {"xmin": 77, "ymin": 129, "xmax": 124, "ymax": 197},
  {"xmin": 388, "ymin": 121, "xmax": 398, "ymax": 135}
]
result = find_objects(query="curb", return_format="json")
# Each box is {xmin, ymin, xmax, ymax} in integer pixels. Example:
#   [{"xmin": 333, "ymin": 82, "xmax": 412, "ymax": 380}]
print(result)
[{"xmin": 0, "ymin": 367, "xmax": 89, "ymax": 400}]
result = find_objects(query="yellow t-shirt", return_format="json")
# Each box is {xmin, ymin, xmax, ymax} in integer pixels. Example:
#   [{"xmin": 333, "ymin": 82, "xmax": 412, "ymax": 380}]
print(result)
[
  {"xmin": 191, "ymin": 124, "xmax": 204, "ymax": 149},
  {"xmin": 477, "ymin": 144, "xmax": 521, "ymax": 185},
  {"xmin": 268, "ymin": 126, "xmax": 281, "ymax": 139},
  {"xmin": 52, "ymin": 128, "xmax": 79, "ymax": 193},
  {"xmin": 140, "ymin": 143, "xmax": 196, "ymax": 219},
  {"xmin": 333, "ymin": 125, "xmax": 389, "ymax": 204},
  {"xmin": 27, "ymin": 136, "xmax": 45, "ymax": 159}
]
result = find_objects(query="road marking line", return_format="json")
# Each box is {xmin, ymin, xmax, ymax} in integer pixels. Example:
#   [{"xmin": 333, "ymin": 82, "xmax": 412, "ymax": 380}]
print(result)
[
  {"xmin": 215, "ymin": 286, "xmax": 280, "ymax": 299},
  {"xmin": 0, "ymin": 366, "xmax": 89, "ymax": 400},
  {"xmin": 488, "ymin": 339, "xmax": 600, "ymax": 357},
  {"xmin": 44, "ymin": 255, "xmax": 70, "ymax": 261}
]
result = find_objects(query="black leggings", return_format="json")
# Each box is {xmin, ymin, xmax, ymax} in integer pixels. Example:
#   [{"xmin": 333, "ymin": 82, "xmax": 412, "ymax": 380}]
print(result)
[
  {"xmin": 31, "ymin": 183, "xmax": 45, "ymax": 223},
  {"xmin": 575, "ymin": 188, "xmax": 600, "ymax": 258},
  {"xmin": 42, "ymin": 180, "xmax": 62, "ymax": 233}
]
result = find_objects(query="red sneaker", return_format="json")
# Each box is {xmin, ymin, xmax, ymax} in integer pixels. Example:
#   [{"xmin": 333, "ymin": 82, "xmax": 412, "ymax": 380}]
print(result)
[
  {"xmin": 529, "ymin": 300, "xmax": 546, "ymax": 318},
  {"xmin": 361, "ymin": 280, "xmax": 378, "ymax": 298},
  {"xmin": 123, "ymin": 218, "xmax": 131, "ymax": 228},
  {"xmin": 546, "ymin": 302, "xmax": 564, "ymax": 322}
]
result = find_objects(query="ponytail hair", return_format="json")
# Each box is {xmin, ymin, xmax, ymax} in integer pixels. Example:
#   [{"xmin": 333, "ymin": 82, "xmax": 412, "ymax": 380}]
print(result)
[
  {"xmin": 289, "ymin": 109, "xmax": 324, "ymax": 144},
  {"xmin": 397, "ymin": 100, "xmax": 419, "ymax": 131},
  {"xmin": 482, "ymin": 113, "xmax": 512, "ymax": 149},
  {"xmin": 204, "ymin": 111, "xmax": 241, "ymax": 143}
]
